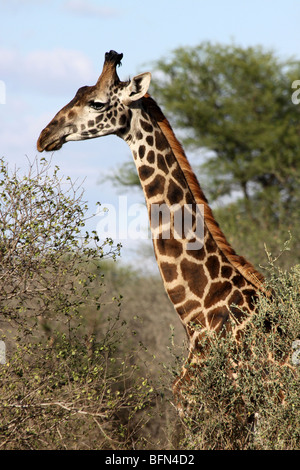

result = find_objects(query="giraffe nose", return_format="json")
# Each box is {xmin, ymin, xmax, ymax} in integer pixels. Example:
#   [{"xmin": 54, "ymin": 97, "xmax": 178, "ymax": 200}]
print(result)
[
  {"xmin": 37, "ymin": 126, "xmax": 64, "ymax": 152},
  {"xmin": 37, "ymin": 127, "xmax": 48, "ymax": 152}
]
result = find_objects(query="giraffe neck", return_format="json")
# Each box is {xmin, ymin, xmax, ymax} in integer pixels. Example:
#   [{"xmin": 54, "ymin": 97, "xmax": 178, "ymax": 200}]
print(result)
[{"xmin": 122, "ymin": 94, "xmax": 264, "ymax": 343}]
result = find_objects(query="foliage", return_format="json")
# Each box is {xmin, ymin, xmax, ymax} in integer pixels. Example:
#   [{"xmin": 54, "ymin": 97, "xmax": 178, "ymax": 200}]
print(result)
[
  {"xmin": 0, "ymin": 158, "xmax": 157, "ymax": 450},
  {"xmin": 107, "ymin": 42, "xmax": 300, "ymax": 268},
  {"xmin": 151, "ymin": 42, "xmax": 300, "ymax": 201},
  {"xmin": 0, "ymin": 157, "xmax": 121, "ymax": 332},
  {"xmin": 0, "ymin": 319, "xmax": 156, "ymax": 450},
  {"xmin": 176, "ymin": 253, "xmax": 300, "ymax": 450},
  {"xmin": 152, "ymin": 42, "xmax": 300, "ymax": 267}
]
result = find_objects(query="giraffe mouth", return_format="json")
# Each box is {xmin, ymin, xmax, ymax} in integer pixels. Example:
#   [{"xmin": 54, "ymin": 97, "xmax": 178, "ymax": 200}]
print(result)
[
  {"xmin": 37, "ymin": 133, "xmax": 66, "ymax": 152},
  {"xmin": 44, "ymin": 138, "xmax": 64, "ymax": 152}
]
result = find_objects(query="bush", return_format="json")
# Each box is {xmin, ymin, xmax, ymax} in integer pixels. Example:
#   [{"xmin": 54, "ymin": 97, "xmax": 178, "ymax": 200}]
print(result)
[
  {"xmin": 0, "ymin": 316, "xmax": 156, "ymax": 450},
  {"xmin": 0, "ymin": 158, "xmax": 156, "ymax": 450},
  {"xmin": 176, "ymin": 250, "xmax": 300, "ymax": 450},
  {"xmin": 0, "ymin": 157, "xmax": 120, "ymax": 331}
]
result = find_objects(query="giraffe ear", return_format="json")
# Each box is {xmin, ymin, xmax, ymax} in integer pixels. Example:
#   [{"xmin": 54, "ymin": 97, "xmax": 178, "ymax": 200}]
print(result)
[{"xmin": 122, "ymin": 72, "xmax": 151, "ymax": 105}]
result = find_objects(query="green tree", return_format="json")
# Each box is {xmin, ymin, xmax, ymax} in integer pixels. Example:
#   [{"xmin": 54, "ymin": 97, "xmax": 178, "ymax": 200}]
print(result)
[
  {"xmin": 0, "ymin": 157, "xmax": 158, "ymax": 450},
  {"xmin": 108, "ymin": 42, "xmax": 300, "ymax": 268},
  {"xmin": 0, "ymin": 157, "xmax": 120, "ymax": 332}
]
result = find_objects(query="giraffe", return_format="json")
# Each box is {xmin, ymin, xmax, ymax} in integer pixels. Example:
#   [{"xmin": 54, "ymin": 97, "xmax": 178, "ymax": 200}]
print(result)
[{"xmin": 37, "ymin": 50, "xmax": 267, "ymax": 411}]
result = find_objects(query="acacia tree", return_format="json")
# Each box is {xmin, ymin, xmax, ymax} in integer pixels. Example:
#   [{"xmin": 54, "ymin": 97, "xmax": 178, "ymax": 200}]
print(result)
[
  {"xmin": 108, "ymin": 42, "xmax": 300, "ymax": 267},
  {"xmin": 0, "ymin": 158, "xmax": 156, "ymax": 450},
  {"xmin": 0, "ymin": 157, "xmax": 121, "ymax": 332}
]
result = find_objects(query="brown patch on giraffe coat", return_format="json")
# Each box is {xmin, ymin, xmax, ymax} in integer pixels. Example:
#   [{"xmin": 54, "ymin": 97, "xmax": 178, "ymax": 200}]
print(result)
[
  {"xmin": 167, "ymin": 180, "xmax": 184, "ymax": 205},
  {"xmin": 231, "ymin": 274, "xmax": 246, "ymax": 289},
  {"xmin": 242, "ymin": 288, "xmax": 257, "ymax": 308},
  {"xmin": 228, "ymin": 289, "xmax": 244, "ymax": 307},
  {"xmin": 155, "ymin": 130, "xmax": 168, "ymax": 151},
  {"xmin": 185, "ymin": 191, "xmax": 194, "ymax": 206},
  {"xmin": 157, "ymin": 154, "xmax": 168, "ymax": 175},
  {"xmin": 160, "ymin": 262, "xmax": 178, "ymax": 283},
  {"xmin": 138, "ymin": 145, "xmax": 146, "ymax": 159},
  {"xmin": 206, "ymin": 255, "xmax": 220, "ymax": 279},
  {"xmin": 144, "ymin": 174, "xmax": 165, "ymax": 199},
  {"xmin": 56, "ymin": 116, "xmax": 65, "ymax": 126},
  {"xmin": 138, "ymin": 165, "xmax": 155, "ymax": 181},
  {"xmin": 141, "ymin": 109, "xmax": 148, "ymax": 118},
  {"xmin": 168, "ymin": 285, "xmax": 186, "ymax": 305},
  {"xmin": 146, "ymin": 135, "xmax": 154, "ymax": 146},
  {"xmin": 119, "ymin": 114, "xmax": 126, "ymax": 126},
  {"xmin": 171, "ymin": 168, "xmax": 188, "ymax": 190},
  {"xmin": 156, "ymin": 238, "xmax": 183, "ymax": 258},
  {"xmin": 140, "ymin": 119, "xmax": 153, "ymax": 133},
  {"xmin": 165, "ymin": 152, "xmax": 176, "ymax": 168},
  {"xmin": 147, "ymin": 150, "xmax": 155, "ymax": 164},
  {"xmin": 221, "ymin": 265, "xmax": 233, "ymax": 279},
  {"xmin": 204, "ymin": 281, "xmax": 232, "ymax": 309},
  {"xmin": 180, "ymin": 259, "xmax": 207, "ymax": 298},
  {"xmin": 186, "ymin": 245, "xmax": 206, "ymax": 262},
  {"xmin": 228, "ymin": 289, "xmax": 249, "ymax": 323},
  {"xmin": 207, "ymin": 305, "xmax": 230, "ymax": 330},
  {"xmin": 206, "ymin": 234, "xmax": 217, "ymax": 254},
  {"xmin": 176, "ymin": 300, "xmax": 201, "ymax": 320}
]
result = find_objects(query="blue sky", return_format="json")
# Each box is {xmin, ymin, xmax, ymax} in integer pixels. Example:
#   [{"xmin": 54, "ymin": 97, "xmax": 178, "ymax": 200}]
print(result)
[{"xmin": 1, "ymin": 0, "xmax": 299, "ymax": 266}]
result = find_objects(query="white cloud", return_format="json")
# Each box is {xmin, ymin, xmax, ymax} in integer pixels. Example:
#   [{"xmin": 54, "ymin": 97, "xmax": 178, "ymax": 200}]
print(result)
[
  {"xmin": 25, "ymin": 48, "xmax": 95, "ymax": 85},
  {"xmin": 63, "ymin": 0, "xmax": 119, "ymax": 18},
  {"xmin": 0, "ymin": 47, "xmax": 96, "ymax": 95}
]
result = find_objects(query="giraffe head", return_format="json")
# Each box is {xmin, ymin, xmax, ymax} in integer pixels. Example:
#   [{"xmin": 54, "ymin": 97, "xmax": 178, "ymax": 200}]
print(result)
[{"xmin": 37, "ymin": 50, "xmax": 151, "ymax": 152}]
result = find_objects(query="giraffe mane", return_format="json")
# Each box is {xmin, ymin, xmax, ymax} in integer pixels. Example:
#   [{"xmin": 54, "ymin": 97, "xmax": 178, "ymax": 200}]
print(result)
[{"xmin": 142, "ymin": 94, "xmax": 266, "ymax": 292}]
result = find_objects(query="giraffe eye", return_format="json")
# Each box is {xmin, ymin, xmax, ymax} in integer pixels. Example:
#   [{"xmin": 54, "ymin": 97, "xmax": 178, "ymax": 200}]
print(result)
[{"xmin": 88, "ymin": 100, "xmax": 105, "ymax": 111}]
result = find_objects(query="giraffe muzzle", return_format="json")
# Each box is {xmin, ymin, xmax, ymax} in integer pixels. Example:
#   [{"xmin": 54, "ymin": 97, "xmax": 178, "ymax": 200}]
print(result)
[{"xmin": 37, "ymin": 128, "xmax": 66, "ymax": 152}]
